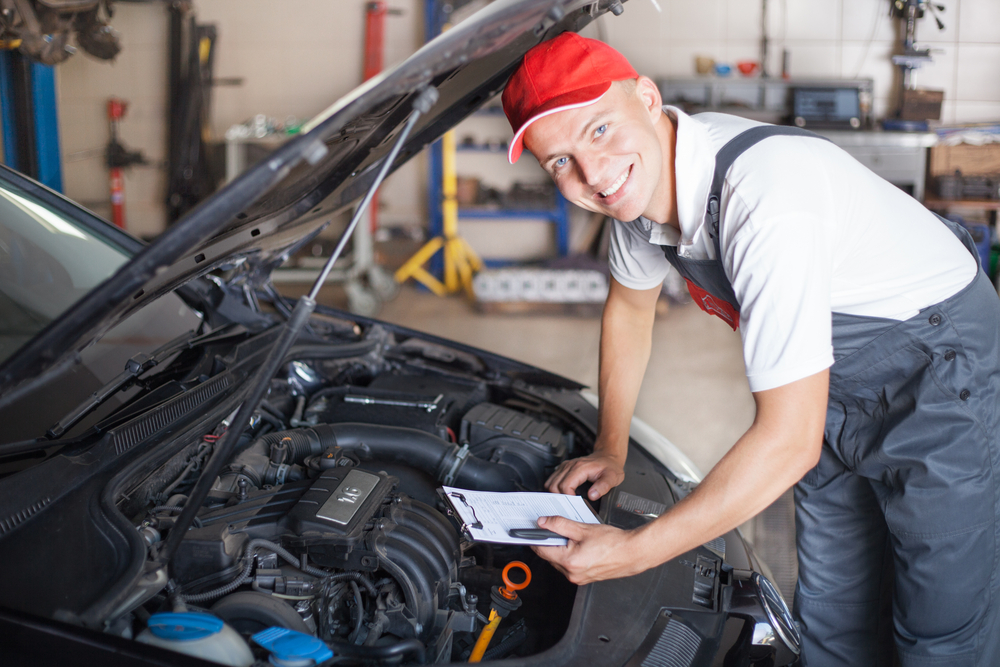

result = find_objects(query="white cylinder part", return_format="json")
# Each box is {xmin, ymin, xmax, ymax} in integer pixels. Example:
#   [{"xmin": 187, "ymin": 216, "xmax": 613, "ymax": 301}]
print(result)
[{"xmin": 137, "ymin": 622, "xmax": 254, "ymax": 666}]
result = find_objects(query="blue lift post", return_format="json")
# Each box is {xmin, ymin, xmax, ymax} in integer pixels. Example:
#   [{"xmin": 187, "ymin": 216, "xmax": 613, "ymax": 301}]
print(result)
[
  {"xmin": 423, "ymin": 0, "xmax": 446, "ymax": 280},
  {"xmin": 0, "ymin": 50, "xmax": 63, "ymax": 192},
  {"xmin": 421, "ymin": 1, "xmax": 569, "ymax": 274}
]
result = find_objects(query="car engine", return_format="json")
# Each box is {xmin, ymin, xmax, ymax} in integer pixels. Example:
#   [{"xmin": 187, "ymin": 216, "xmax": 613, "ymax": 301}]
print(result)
[{"xmin": 133, "ymin": 354, "xmax": 578, "ymax": 664}]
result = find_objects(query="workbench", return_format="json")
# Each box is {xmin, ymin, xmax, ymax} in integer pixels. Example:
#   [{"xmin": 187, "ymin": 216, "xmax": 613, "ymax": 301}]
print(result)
[{"xmin": 815, "ymin": 129, "xmax": 937, "ymax": 201}]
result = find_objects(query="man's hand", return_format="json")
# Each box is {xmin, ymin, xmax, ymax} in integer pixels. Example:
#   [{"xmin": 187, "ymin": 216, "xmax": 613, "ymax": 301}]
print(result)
[
  {"xmin": 531, "ymin": 516, "xmax": 649, "ymax": 585},
  {"xmin": 535, "ymin": 370, "xmax": 830, "ymax": 586},
  {"xmin": 545, "ymin": 451, "xmax": 625, "ymax": 499}
]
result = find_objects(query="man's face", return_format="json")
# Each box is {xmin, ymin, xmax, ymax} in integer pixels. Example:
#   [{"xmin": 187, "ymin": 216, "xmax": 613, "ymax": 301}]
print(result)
[{"xmin": 523, "ymin": 77, "xmax": 668, "ymax": 224}]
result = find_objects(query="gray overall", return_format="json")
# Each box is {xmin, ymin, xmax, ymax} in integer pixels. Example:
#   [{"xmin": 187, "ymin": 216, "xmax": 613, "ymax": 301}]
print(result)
[{"xmin": 660, "ymin": 126, "xmax": 1000, "ymax": 666}]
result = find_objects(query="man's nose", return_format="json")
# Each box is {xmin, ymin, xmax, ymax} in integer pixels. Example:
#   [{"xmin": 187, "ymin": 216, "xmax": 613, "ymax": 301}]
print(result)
[{"xmin": 576, "ymin": 152, "xmax": 605, "ymax": 188}]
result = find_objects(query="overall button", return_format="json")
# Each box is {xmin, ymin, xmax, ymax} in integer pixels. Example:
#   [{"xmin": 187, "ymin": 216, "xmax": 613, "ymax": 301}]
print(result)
[
  {"xmin": 960, "ymin": 389, "xmax": 971, "ymax": 401},
  {"xmin": 929, "ymin": 313, "xmax": 942, "ymax": 326},
  {"xmin": 944, "ymin": 350, "xmax": 956, "ymax": 361}
]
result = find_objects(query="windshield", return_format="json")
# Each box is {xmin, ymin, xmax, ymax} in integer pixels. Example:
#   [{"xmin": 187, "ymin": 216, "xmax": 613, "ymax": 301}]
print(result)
[{"xmin": 0, "ymin": 180, "xmax": 131, "ymax": 364}]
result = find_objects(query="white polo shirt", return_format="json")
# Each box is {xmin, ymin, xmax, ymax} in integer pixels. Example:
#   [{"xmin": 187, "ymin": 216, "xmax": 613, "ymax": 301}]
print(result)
[{"xmin": 609, "ymin": 106, "xmax": 977, "ymax": 392}]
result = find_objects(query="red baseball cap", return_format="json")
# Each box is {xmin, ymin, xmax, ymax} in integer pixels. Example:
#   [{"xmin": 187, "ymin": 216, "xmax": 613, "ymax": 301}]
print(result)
[{"xmin": 502, "ymin": 32, "xmax": 638, "ymax": 164}]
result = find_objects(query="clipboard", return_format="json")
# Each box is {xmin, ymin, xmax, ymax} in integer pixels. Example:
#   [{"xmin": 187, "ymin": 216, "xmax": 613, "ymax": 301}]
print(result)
[{"xmin": 440, "ymin": 486, "xmax": 602, "ymax": 547}]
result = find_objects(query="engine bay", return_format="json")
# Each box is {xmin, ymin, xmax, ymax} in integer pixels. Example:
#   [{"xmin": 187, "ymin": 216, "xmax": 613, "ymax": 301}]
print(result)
[
  {"xmin": 127, "ymin": 338, "xmax": 583, "ymax": 664},
  {"xmin": 0, "ymin": 316, "xmax": 798, "ymax": 666}
]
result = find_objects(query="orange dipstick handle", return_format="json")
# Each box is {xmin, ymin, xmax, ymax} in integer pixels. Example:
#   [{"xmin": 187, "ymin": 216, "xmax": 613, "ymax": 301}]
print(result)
[
  {"xmin": 469, "ymin": 562, "xmax": 532, "ymax": 662},
  {"xmin": 500, "ymin": 561, "xmax": 531, "ymax": 600}
]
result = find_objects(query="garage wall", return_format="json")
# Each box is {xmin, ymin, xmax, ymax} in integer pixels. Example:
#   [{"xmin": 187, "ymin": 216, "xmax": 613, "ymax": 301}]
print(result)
[
  {"xmin": 195, "ymin": 0, "xmax": 426, "ymax": 237},
  {"xmin": 54, "ymin": 0, "xmax": 1000, "ymax": 241},
  {"xmin": 58, "ymin": 4, "xmax": 170, "ymax": 239},
  {"xmin": 56, "ymin": 0, "xmax": 426, "ymax": 240},
  {"xmin": 591, "ymin": 0, "xmax": 1000, "ymax": 124}
]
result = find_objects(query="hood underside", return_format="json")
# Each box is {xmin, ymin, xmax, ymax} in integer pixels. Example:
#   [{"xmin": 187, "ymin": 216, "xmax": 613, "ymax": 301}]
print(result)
[{"xmin": 0, "ymin": 0, "xmax": 626, "ymax": 400}]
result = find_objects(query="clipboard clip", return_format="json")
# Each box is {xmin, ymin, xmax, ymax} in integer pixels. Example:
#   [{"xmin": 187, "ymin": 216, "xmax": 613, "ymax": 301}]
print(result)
[{"xmin": 447, "ymin": 491, "xmax": 484, "ymax": 529}]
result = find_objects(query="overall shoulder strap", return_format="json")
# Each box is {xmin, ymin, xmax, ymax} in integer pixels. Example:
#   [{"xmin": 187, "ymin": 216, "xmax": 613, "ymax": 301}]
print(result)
[{"xmin": 706, "ymin": 125, "xmax": 831, "ymax": 241}]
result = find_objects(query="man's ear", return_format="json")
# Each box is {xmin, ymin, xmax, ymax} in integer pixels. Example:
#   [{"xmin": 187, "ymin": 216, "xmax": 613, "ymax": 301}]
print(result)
[{"xmin": 635, "ymin": 76, "xmax": 662, "ymax": 120}]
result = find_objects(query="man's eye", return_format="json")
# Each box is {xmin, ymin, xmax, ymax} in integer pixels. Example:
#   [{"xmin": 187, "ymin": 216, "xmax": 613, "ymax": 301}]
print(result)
[
  {"xmin": 554, "ymin": 157, "xmax": 568, "ymax": 168},
  {"xmin": 595, "ymin": 124, "xmax": 608, "ymax": 137}
]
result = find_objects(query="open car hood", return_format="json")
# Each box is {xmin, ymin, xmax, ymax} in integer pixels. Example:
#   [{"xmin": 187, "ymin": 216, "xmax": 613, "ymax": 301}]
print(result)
[{"xmin": 0, "ymin": 0, "xmax": 624, "ymax": 397}]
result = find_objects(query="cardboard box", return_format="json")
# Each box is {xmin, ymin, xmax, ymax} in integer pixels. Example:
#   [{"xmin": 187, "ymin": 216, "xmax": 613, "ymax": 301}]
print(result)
[
  {"xmin": 901, "ymin": 89, "xmax": 943, "ymax": 121},
  {"xmin": 929, "ymin": 143, "xmax": 1000, "ymax": 177}
]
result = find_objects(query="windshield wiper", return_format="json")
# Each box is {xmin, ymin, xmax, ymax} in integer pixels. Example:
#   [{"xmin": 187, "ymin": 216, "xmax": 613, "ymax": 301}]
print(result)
[{"xmin": 45, "ymin": 324, "xmax": 243, "ymax": 439}]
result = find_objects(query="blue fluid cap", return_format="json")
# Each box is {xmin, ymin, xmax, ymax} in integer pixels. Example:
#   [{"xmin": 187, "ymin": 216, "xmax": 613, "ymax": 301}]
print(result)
[
  {"xmin": 147, "ymin": 612, "xmax": 224, "ymax": 641},
  {"xmin": 253, "ymin": 627, "xmax": 333, "ymax": 666}
]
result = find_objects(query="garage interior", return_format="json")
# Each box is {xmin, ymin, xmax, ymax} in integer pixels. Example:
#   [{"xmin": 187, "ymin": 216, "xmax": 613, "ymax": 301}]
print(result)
[{"xmin": 2, "ymin": 0, "xmax": 999, "ymax": 639}]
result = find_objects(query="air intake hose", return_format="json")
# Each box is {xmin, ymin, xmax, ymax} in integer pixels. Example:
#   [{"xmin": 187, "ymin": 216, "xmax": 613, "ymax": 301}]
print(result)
[{"xmin": 259, "ymin": 423, "xmax": 524, "ymax": 491}]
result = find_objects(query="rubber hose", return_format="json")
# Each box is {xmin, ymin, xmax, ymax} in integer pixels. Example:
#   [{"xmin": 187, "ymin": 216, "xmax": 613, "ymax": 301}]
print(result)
[
  {"xmin": 150, "ymin": 506, "xmax": 185, "ymax": 514},
  {"xmin": 256, "ymin": 410, "xmax": 285, "ymax": 432},
  {"xmin": 483, "ymin": 624, "xmax": 527, "ymax": 661},
  {"xmin": 349, "ymin": 581, "xmax": 363, "ymax": 642},
  {"xmin": 178, "ymin": 542, "xmax": 256, "ymax": 603},
  {"xmin": 323, "ymin": 571, "xmax": 378, "ymax": 597},
  {"xmin": 330, "ymin": 638, "xmax": 427, "ymax": 664},
  {"xmin": 306, "ymin": 423, "xmax": 524, "ymax": 492},
  {"xmin": 162, "ymin": 458, "xmax": 199, "ymax": 496},
  {"xmin": 251, "ymin": 429, "xmax": 325, "ymax": 463},
  {"xmin": 180, "ymin": 539, "xmax": 323, "ymax": 603},
  {"xmin": 151, "ymin": 506, "xmax": 202, "ymax": 528}
]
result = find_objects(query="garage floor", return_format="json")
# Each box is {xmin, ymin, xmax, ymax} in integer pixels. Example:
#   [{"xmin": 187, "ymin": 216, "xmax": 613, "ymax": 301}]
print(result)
[
  {"xmin": 281, "ymin": 280, "xmax": 798, "ymax": 605},
  {"xmin": 377, "ymin": 286, "xmax": 754, "ymax": 475}
]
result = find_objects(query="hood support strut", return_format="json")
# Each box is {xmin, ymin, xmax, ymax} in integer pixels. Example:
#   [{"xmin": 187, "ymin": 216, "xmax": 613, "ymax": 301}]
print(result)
[{"xmin": 160, "ymin": 86, "xmax": 439, "ymax": 578}]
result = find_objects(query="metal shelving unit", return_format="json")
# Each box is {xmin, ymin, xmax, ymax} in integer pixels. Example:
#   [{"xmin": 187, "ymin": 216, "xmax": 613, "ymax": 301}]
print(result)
[
  {"xmin": 420, "ymin": 0, "xmax": 568, "ymax": 277},
  {"xmin": 451, "ymin": 142, "xmax": 570, "ymax": 261},
  {"xmin": 424, "ymin": 136, "xmax": 569, "ymax": 272}
]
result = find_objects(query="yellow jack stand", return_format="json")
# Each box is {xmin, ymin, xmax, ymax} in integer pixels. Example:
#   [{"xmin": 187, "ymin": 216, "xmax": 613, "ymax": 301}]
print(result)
[{"xmin": 395, "ymin": 130, "xmax": 482, "ymax": 298}]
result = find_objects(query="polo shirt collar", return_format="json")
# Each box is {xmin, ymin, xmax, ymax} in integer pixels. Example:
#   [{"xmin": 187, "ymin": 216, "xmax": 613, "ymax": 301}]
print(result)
[{"xmin": 645, "ymin": 106, "xmax": 714, "ymax": 253}]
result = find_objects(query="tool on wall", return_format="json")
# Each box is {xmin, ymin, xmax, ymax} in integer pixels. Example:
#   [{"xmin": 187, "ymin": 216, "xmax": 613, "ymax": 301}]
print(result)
[
  {"xmin": 0, "ymin": 0, "xmax": 121, "ymax": 66},
  {"xmin": 890, "ymin": 0, "xmax": 945, "ymax": 89},
  {"xmin": 166, "ymin": 3, "xmax": 217, "ymax": 223},
  {"xmin": 886, "ymin": 0, "xmax": 946, "ymax": 129},
  {"xmin": 105, "ymin": 98, "xmax": 146, "ymax": 229}
]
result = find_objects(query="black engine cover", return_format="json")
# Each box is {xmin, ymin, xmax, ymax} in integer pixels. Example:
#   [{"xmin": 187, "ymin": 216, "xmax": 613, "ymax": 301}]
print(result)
[
  {"xmin": 176, "ymin": 465, "xmax": 461, "ymax": 640},
  {"xmin": 286, "ymin": 467, "xmax": 397, "ymax": 547}
]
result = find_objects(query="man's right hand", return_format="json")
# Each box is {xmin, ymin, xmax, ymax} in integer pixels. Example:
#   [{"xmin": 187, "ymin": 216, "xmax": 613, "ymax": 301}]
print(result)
[{"xmin": 545, "ymin": 451, "xmax": 625, "ymax": 500}]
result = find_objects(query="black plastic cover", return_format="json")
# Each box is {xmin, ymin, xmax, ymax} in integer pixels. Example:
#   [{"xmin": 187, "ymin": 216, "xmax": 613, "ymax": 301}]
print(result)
[
  {"xmin": 285, "ymin": 467, "xmax": 396, "ymax": 545},
  {"xmin": 461, "ymin": 402, "xmax": 566, "ymax": 488}
]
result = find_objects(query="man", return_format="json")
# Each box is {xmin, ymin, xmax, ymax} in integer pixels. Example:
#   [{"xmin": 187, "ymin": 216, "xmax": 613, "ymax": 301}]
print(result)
[{"xmin": 501, "ymin": 32, "xmax": 1000, "ymax": 666}]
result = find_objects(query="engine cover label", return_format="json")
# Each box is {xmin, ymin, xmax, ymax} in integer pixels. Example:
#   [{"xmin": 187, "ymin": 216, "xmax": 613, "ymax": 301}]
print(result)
[{"xmin": 316, "ymin": 470, "xmax": 381, "ymax": 525}]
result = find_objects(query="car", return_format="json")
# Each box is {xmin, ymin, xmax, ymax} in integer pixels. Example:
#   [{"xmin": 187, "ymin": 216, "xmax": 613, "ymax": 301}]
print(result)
[{"xmin": 0, "ymin": 1, "xmax": 800, "ymax": 665}]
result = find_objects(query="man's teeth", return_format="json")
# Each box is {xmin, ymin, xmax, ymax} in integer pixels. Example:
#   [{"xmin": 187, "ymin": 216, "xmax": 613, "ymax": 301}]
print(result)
[{"xmin": 600, "ymin": 169, "xmax": 628, "ymax": 197}]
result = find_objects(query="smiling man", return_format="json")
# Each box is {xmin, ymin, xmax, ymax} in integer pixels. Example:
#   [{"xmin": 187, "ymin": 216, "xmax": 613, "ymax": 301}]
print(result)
[{"xmin": 501, "ymin": 32, "xmax": 1000, "ymax": 667}]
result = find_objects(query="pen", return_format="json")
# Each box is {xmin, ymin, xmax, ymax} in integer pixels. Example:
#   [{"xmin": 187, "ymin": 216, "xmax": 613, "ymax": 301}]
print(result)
[{"xmin": 508, "ymin": 528, "xmax": 564, "ymax": 540}]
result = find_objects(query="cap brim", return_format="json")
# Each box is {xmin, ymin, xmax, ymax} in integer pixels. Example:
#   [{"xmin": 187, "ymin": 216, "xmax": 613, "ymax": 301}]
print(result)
[{"xmin": 507, "ymin": 83, "xmax": 611, "ymax": 164}]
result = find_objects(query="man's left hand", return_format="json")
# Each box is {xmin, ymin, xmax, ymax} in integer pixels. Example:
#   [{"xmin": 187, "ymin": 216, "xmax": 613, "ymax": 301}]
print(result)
[{"xmin": 531, "ymin": 516, "xmax": 649, "ymax": 585}]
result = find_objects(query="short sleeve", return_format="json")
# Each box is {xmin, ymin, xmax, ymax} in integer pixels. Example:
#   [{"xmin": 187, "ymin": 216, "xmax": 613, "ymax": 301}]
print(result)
[
  {"xmin": 608, "ymin": 219, "xmax": 672, "ymax": 290},
  {"xmin": 724, "ymin": 190, "xmax": 835, "ymax": 393}
]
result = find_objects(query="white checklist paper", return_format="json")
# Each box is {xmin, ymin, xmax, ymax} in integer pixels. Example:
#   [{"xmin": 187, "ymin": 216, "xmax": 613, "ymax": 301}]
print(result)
[{"xmin": 441, "ymin": 486, "xmax": 601, "ymax": 547}]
